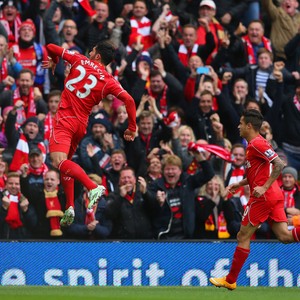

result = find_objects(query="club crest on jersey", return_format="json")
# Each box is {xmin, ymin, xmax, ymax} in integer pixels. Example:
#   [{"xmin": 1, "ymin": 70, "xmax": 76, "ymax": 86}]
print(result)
[
  {"xmin": 245, "ymin": 160, "xmax": 251, "ymax": 169},
  {"xmin": 264, "ymin": 149, "xmax": 275, "ymax": 158}
]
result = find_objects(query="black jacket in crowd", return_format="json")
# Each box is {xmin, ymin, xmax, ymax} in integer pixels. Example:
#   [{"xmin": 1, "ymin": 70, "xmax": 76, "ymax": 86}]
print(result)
[
  {"xmin": 0, "ymin": 191, "xmax": 37, "ymax": 239},
  {"xmin": 106, "ymin": 189, "xmax": 154, "ymax": 239},
  {"xmin": 144, "ymin": 160, "xmax": 214, "ymax": 239}
]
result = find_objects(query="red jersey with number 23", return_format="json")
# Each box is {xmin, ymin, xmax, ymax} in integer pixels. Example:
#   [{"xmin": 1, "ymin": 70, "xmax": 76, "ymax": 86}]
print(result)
[
  {"xmin": 46, "ymin": 44, "xmax": 136, "ymax": 131},
  {"xmin": 245, "ymin": 135, "xmax": 283, "ymax": 201}
]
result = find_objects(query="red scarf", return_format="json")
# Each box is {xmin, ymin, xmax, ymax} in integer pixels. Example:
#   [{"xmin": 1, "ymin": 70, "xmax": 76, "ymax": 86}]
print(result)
[
  {"xmin": 84, "ymin": 192, "xmax": 97, "ymax": 224},
  {"xmin": 124, "ymin": 192, "xmax": 135, "ymax": 204},
  {"xmin": 77, "ymin": 0, "xmax": 96, "ymax": 17},
  {"xmin": 184, "ymin": 77, "xmax": 196, "ymax": 103},
  {"xmin": 242, "ymin": 35, "xmax": 272, "ymax": 64},
  {"xmin": 205, "ymin": 214, "xmax": 215, "ymax": 231},
  {"xmin": 147, "ymin": 85, "xmax": 168, "ymax": 117},
  {"xmin": 196, "ymin": 18, "xmax": 224, "ymax": 65},
  {"xmin": 139, "ymin": 133, "xmax": 152, "ymax": 154},
  {"xmin": 1, "ymin": 57, "xmax": 8, "ymax": 89},
  {"xmin": 5, "ymin": 192, "xmax": 23, "ymax": 229},
  {"xmin": 226, "ymin": 166, "xmax": 247, "ymax": 208},
  {"xmin": 0, "ymin": 15, "xmax": 22, "ymax": 46},
  {"xmin": 188, "ymin": 142, "xmax": 235, "ymax": 162},
  {"xmin": 0, "ymin": 175, "xmax": 7, "ymax": 192},
  {"xmin": 13, "ymin": 87, "xmax": 36, "ymax": 126},
  {"xmin": 129, "ymin": 16, "xmax": 153, "ymax": 51},
  {"xmin": 10, "ymin": 134, "xmax": 46, "ymax": 172},
  {"xmin": 281, "ymin": 186, "xmax": 296, "ymax": 208},
  {"xmin": 204, "ymin": 210, "xmax": 230, "ymax": 238},
  {"xmin": 177, "ymin": 43, "xmax": 199, "ymax": 67},
  {"xmin": 10, "ymin": 133, "xmax": 29, "ymax": 171},
  {"xmin": 45, "ymin": 189, "xmax": 63, "ymax": 236},
  {"xmin": 187, "ymin": 158, "xmax": 198, "ymax": 175},
  {"xmin": 217, "ymin": 211, "xmax": 230, "ymax": 239},
  {"xmin": 28, "ymin": 163, "xmax": 48, "ymax": 176}
]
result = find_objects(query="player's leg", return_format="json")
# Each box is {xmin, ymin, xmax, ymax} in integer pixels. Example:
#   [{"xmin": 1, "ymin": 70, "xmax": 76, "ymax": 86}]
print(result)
[
  {"xmin": 49, "ymin": 122, "xmax": 76, "ymax": 226},
  {"xmin": 210, "ymin": 223, "xmax": 258, "ymax": 290},
  {"xmin": 269, "ymin": 199, "xmax": 300, "ymax": 242},
  {"xmin": 49, "ymin": 118, "xmax": 78, "ymax": 225},
  {"xmin": 226, "ymin": 223, "xmax": 258, "ymax": 282},
  {"xmin": 272, "ymin": 221, "xmax": 300, "ymax": 243},
  {"xmin": 210, "ymin": 199, "xmax": 267, "ymax": 289},
  {"xmin": 48, "ymin": 151, "xmax": 75, "ymax": 226},
  {"xmin": 53, "ymin": 124, "xmax": 106, "ymax": 209}
]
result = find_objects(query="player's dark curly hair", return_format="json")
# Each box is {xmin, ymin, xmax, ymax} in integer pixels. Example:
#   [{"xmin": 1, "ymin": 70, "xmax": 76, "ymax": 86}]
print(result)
[
  {"xmin": 242, "ymin": 109, "xmax": 263, "ymax": 131},
  {"xmin": 95, "ymin": 40, "xmax": 115, "ymax": 66}
]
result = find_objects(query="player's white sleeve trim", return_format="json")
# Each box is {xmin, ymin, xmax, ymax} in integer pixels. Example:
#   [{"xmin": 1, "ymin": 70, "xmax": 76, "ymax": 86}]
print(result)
[{"xmin": 61, "ymin": 48, "xmax": 66, "ymax": 59}]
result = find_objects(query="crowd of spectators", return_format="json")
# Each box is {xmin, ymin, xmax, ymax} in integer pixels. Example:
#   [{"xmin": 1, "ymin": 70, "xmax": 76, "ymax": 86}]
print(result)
[{"xmin": 0, "ymin": 0, "xmax": 300, "ymax": 240}]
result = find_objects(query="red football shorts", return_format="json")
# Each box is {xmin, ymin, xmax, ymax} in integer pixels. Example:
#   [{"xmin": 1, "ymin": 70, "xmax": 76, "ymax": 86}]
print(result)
[
  {"xmin": 49, "ymin": 111, "xmax": 87, "ymax": 159},
  {"xmin": 242, "ymin": 198, "xmax": 287, "ymax": 227}
]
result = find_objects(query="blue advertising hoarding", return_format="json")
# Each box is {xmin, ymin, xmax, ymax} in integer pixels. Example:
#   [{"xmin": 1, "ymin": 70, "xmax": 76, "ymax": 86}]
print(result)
[{"xmin": 0, "ymin": 241, "xmax": 299, "ymax": 287}]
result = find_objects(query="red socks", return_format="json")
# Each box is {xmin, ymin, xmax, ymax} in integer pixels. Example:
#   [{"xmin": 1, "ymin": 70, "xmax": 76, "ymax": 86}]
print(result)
[
  {"xmin": 292, "ymin": 227, "xmax": 300, "ymax": 242},
  {"xmin": 226, "ymin": 246, "xmax": 250, "ymax": 284},
  {"xmin": 58, "ymin": 159, "xmax": 97, "ymax": 191},
  {"xmin": 225, "ymin": 229, "xmax": 300, "ymax": 284}
]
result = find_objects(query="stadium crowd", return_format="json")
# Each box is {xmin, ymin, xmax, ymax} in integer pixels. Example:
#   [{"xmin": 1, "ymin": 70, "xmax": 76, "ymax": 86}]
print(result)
[{"xmin": 0, "ymin": 0, "xmax": 300, "ymax": 240}]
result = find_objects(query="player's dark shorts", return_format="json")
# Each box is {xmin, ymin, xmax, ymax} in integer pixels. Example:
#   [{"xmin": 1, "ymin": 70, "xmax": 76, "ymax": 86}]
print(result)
[
  {"xmin": 49, "ymin": 109, "xmax": 87, "ymax": 159},
  {"xmin": 241, "ymin": 198, "xmax": 287, "ymax": 227}
]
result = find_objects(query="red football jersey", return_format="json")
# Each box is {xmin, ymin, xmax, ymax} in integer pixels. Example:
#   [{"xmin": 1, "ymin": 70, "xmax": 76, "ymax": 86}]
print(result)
[
  {"xmin": 245, "ymin": 135, "xmax": 283, "ymax": 201},
  {"xmin": 46, "ymin": 44, "xmax": 136, "ymax": 131}
]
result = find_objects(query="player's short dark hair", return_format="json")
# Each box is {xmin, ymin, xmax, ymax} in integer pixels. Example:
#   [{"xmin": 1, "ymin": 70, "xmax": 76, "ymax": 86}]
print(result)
[
  {"xmin": 95, "ymin": 40, "xmax": 115, "ymax": 66},
  {"xmin": 242, "ymin": 109, "xmax": 263, "ymax": 131}
]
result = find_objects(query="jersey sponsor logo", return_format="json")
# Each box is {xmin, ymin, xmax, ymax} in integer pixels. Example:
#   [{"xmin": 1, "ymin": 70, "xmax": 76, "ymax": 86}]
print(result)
[{"xmin": 264, "ymin": 149, "xmax": 275, "ymax": 158}]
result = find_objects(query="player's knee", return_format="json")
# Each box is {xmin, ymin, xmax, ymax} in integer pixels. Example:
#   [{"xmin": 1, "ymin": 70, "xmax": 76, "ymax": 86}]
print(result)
[
  {"xmin": 277, "ymin": 233, "xmax": 293, "ymax": 244},
  {"xmin": 50, "ymin": 156, "xmax": 62, "ymax": 169},
  {"xmin": 236, "ymin": 231, "xmax": 248, "ymax": 243}
]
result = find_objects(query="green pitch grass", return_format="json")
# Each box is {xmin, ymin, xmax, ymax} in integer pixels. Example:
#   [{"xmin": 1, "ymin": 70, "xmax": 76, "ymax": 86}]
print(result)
[{"xmin": 0, "ymin": 286, "xmax": 299, "ymax": 300}]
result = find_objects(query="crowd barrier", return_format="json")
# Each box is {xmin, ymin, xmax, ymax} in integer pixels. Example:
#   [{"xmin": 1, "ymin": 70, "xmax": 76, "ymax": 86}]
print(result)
[{"xmin": 0, "ymin": 241, "xmax": 299, "ymax": 287}]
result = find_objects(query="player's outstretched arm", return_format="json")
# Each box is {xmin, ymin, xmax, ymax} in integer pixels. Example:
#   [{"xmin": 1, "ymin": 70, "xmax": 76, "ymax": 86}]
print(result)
[
  {"xmin": 45, "ymin": 44, "xmax": 64, "ymax": 64},
  {"xmin": 117, "ymin": 91, "xmax": 137, "ymax": 141}
]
